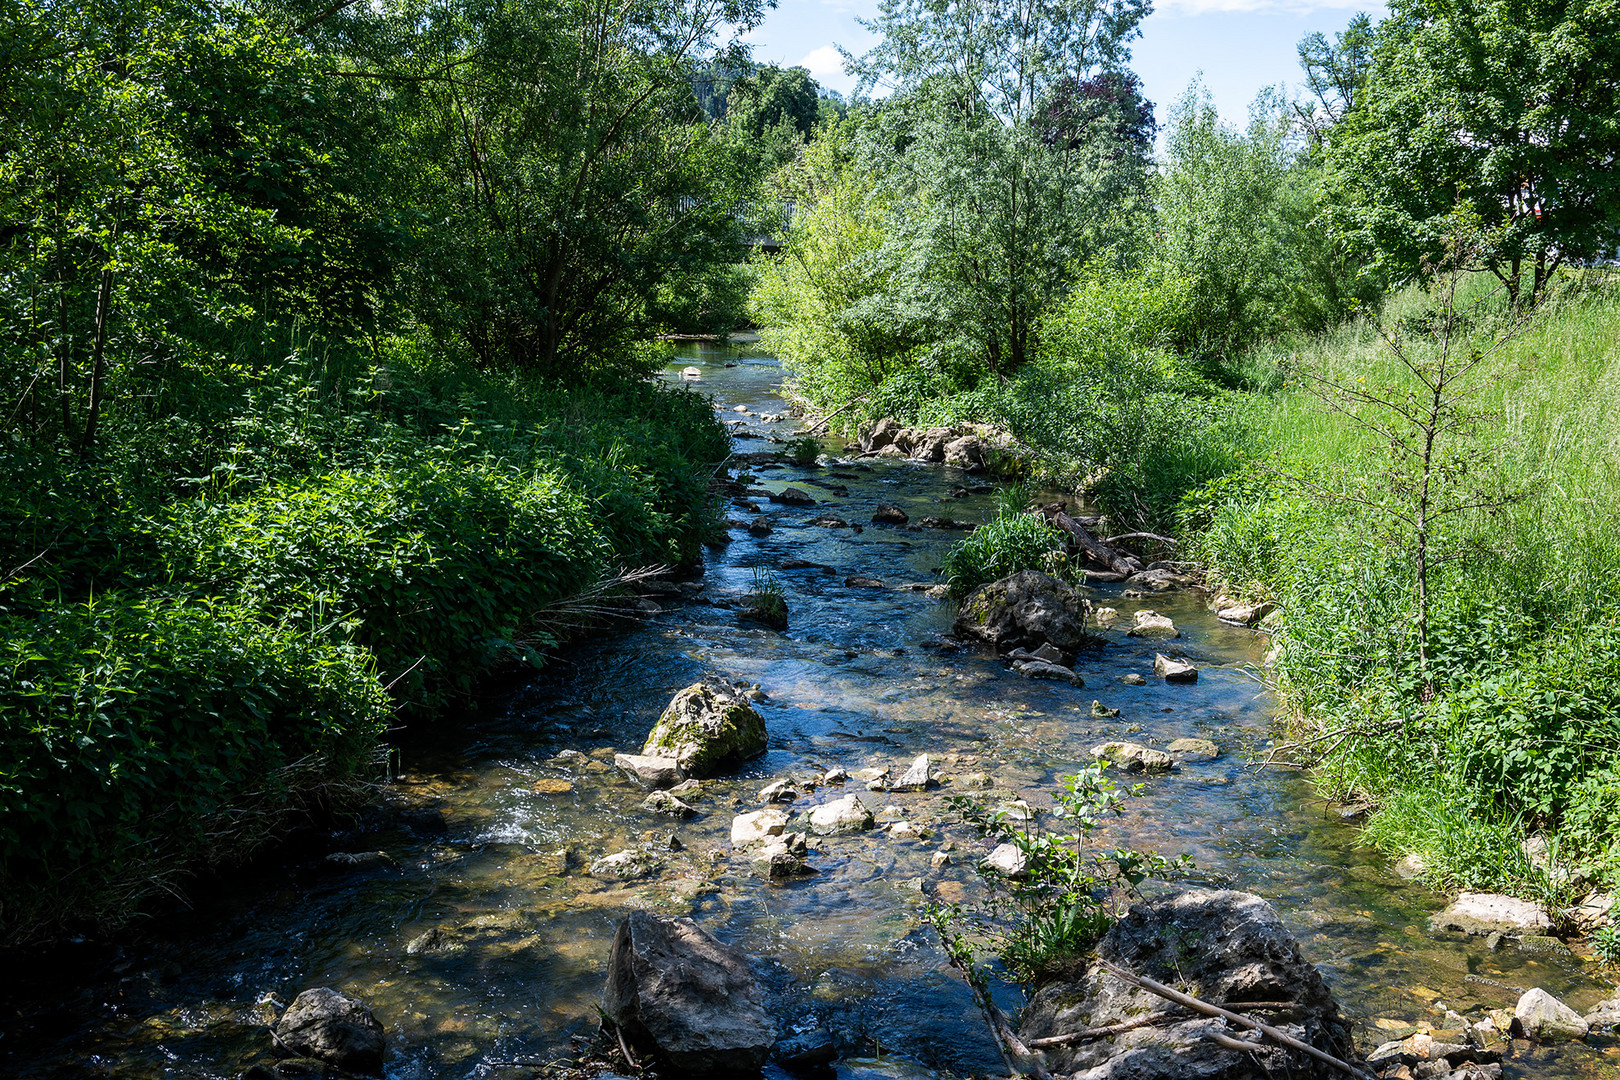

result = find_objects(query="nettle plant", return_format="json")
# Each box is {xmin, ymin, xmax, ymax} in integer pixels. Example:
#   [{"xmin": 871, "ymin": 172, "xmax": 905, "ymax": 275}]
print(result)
[{"xmin": 931, "ymin": 765, "xmax": 1191, "ymax": 985}]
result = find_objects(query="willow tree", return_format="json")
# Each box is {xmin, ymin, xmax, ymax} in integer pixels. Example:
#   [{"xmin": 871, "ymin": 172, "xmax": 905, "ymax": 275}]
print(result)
[{"xmin": 844, "ymin": 0, "xmax": 1155, "ymax": 380}]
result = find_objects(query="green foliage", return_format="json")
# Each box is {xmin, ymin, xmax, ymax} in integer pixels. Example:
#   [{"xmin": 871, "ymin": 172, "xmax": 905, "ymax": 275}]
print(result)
[
  {"xmin": 0, "ymin": 594, "xmax": 391, "ymax": 944},
  {"xmin": 779, "ymin": 435, "xmax": 822, "ymax": 466},
  {"xmin": 941, "ymin": 766, "xmax": 1190, "ymax": 983},
  {"xmin": 941, "ymin": 513, "xmax": 1077, "ymax": 600},
  {"xmin": 1326, "ymin": 0, "xmax": 1620, "ymax": 302},
  {"xmin": 742, "ymin": 566, "xmax": 788, "ymax": 629}
]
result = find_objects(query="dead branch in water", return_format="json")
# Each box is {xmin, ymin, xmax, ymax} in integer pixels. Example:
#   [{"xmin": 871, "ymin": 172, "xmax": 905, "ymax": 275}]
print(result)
[
  {"xmin": 1024, "ymin": 1002, "xmax": 1300, "ymax": 1049},
  {"xmin": 1095, "ymin": 959, "xmax": 1373, "ymax": 1080}
]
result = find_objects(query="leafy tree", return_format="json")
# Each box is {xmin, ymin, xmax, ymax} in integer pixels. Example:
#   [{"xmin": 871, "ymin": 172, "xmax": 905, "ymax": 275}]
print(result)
[
  {"xmin": 1325, "ymin": 0, "xmax": 1620, "ymax": 303},
  {"xmin": 336, "ymin": 0, "xmax": 769, "ymax": 378},
  {"xmin": 1293, "ymin": 11, "xmax": 1377, "ymax": 148},
  {"xmin": 727, "ymin": 65, "xmax": 821, "ymax": 142},
  {"xmin": 842, "ymin": 0, "xmax": 1155, "ymax": 378}
]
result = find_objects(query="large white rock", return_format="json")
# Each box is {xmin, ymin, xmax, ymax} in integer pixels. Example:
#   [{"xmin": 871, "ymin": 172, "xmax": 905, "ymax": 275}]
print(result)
[
  {"xmin": 615, "ymin": 753, "xmax": 684, "ymax": 790},
  {"xmin": 1127, "ymin": 610, "xmax": 1180, "ymax": 640},
  {"xmin": 1516, "ymin": 987, "xmax": 1589, "ymax": 1041},
  {"xmin": 891, "ymin": 754, "xmax": 935, "ymax": 792},
  {"xmin": 1428, "ymin": 891, "xmax": 1552, "ymax": 936},
  {"xmin": 1153, "ymin": 653, "xmax": 1198, "ymax": 683},
  {"xmin": 1091, "ymin": 741, "xmax": 1174, "ymax": 772},
  {"xmin": 983, "ymin": 843, "xmax": 1028, "ymax": 878},
  {"xmin": 731, "ymin": 809, "xmax": 789, "ymax": 849},
  {"xmin": 807, "ymin": 794, "xmax": 875, "ymax": 835}
]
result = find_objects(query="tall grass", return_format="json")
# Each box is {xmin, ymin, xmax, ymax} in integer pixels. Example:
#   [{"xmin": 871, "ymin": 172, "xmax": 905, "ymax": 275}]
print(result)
[{"xmin": 1191, "ymin": 271, "xmax": 1620, "ymax": 904}]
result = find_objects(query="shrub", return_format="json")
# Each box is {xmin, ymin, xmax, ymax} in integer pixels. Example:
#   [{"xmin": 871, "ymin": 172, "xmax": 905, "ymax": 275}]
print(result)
[
  {"xmin": 941, "ymin": 513, "xmax": 1077, "ymax": 599},
  {"xmin": 160, "ymin": 454, "xmax": 609, "ymax": 712},
  {"xmin": 0, "ymin": 595, "xmax": 390, "ymax": 944}
]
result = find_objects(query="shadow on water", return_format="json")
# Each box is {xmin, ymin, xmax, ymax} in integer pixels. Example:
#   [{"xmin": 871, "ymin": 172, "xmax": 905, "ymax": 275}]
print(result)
[{"xmin": 1, "ymin": 342, "xmax": 1614, "ymax": 1079}]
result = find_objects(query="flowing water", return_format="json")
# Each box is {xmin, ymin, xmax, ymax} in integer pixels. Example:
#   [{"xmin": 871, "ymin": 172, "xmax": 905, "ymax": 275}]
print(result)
[{"xmin": 2, "ymin": 344, "xmax": 1615, "ymax": 1080}]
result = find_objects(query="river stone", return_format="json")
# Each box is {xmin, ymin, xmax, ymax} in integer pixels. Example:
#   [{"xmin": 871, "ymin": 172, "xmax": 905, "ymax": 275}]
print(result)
[
  {"xmin": 1515, "ymin": 988, "xmax": 1589, "ymax": 1040},
  {"xmin": 271, "ymin": 988, "xmax": 386, "ymax": 1075},
  {"xmin": 1091, "ymin": 741, "xmax": 1173, "ymax": 772},
  {"xmin": 774, "ymin": 1029, "xmax": 837, "ymax": 1069},
  {"xmin": 1585, "ymin": 998, "xmax": 1620, "ymax": 1029},
  {"xmin": 641, "ymin": 791, "xmax": 696, "ymax": 818},
  {"xmin": 892, "ymin": 754, "xmax": 935, "ymax": 792},
  {"xmin": 943, "ymin": 435, "xmax": 985, "ymax": 470},
  {"xmin": 1013, "ymin": 659, "xmax": 1085, "ymax": 686},
  {"xmin": 1154, "ymin": 654, "xmax": 1198, "ymax": 683},
  {"xmin": 757, "ymin": 778, "xmax": 798, "ymax": 803},
  {"xmin": 642, "ymin": 681, "xmax": 767, "ymax": 779},
  {"xmin": 616, "ymin": 753, "xmax": 685, "ymax": 790},
  {"xmin": 1019, "ymin": 889, "xmax": 1353, "ymax": 1079},
  {"xmin": 1090, "ymin": 700, "xmax": 1120, "ymax": 718},
  {"xmin": 953, "ymin": 771, "xmax": 994, "ymax": 790},
  {"xmin": 603, "ymin": 912, "xmax": 775, "ymax": 1075},
  {"xmin": 808, "ymin": 794, "xmax": 875, "ymax": 835},
  {"xmin": 1216, "ymin": 601, "xmax": 1275, "ymax": 626},
  {"xmin": 1168, "ymin": 737, "xmax": 1220, "ymax": 761},
  {"xmin": 590, "ymin": 850, "xmax": 659, "ymax": 880},
  {"xmin": 1121, "ymin": 672, "xmax": 1147, "ymax": 685},
  {"xmin": 751, "ymin": 833, "xmax": 814, "ymax": 880},
  {"xmin": 872, "ymin": 503, "xmax": 909, "ymax": 524},
  {"xmin": 1126, "ymin": 568, "xmax": 1195, "ymax": 592},
  {"xmin": 859, "ymin": 417, "xmax": 902, "ymax": 452},
  {"xmin": 747, "ymin": 515, "xmax": 772, "ymax": 536},
  {"xmin": 1572, "ymin": 888, "xmax": 1616, "ymax": 929},
  {"xmin": 731, "ymin": 809, "xmax": 789, "ymax": 848},
  {"xmin": 1428, "ymin": 892, "xmax": 1552, "ymax": 936},
  {"xmin": 770, "ymin": 487, "xmax": 817, "ymax": 506},
  {"xmin": 983, "ymin": 843, "xmax": 1028, "ymax": 878},
  {"xmin": 1127, "ymin": 609, "xmax": 1180, "ymax": 639},
  {"xmin": 953, "ymin": 570, "xmax": 1093, "ymax": 653}
]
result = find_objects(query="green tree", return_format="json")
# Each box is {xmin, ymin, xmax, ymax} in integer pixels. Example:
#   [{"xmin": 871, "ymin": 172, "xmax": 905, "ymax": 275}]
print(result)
[
  {"xmin": 1325, "ymin": 0, "xmax": 1620, "ymax": 304},
  {"xmin": 727, "ymin": 65, "xmax": 821, "ymax": 142},
  {"xmin": 1293, "ymin": 11, "xmax": 1377, "ymax": 149},
  {"xmin": 340, "ymin": 0, "xmax": 769, "ymax": 378},
  {"xmin": 843, "ymin": 0, "xmax": 1155, "ymax": 378}
]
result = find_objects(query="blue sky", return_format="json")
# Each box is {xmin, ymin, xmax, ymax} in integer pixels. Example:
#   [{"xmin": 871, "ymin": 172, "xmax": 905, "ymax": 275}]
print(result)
[{"xmin": 739, "ymin": 0, "xmax": 1385, "ymax": 129}]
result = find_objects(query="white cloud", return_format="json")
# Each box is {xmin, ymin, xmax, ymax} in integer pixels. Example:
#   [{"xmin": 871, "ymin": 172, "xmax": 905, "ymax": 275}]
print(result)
[{"xmin": 798, "ymin": 44, "xmax": 848, "ymax": 82}]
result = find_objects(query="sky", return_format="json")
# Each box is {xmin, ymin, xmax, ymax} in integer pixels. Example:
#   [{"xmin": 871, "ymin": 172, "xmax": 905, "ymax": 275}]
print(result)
[{"xmin": 738, "ymin": 0, "xmax": 1386, "ymax": 130}]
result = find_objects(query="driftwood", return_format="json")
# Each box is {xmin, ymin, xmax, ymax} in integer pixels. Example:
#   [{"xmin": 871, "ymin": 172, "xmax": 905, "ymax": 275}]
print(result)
[
  {"xmin": 1101, "ymin": 532, "xmax": 1177, "ymax": 548},
  {"xmin": 1049, "ymin": 511, "xmax": 1138, "ymax": 576},
  {"xmin": 1096, "ymin": 959, "xmax": 1373, "ymax": 1080},
  {"xmin": 1024, "ymin": 1003, "xmax": 1300, "ymax": 1049}
]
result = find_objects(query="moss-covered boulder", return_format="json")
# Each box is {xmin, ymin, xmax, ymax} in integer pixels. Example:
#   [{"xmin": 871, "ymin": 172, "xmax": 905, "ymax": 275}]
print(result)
[
  {"xmin": 642, "ymin": 681, "xmax": 767, "ymax": 778},
  {"xmin": 953, "ymin": 570, "xmax": 1092, "ymax": 653}
]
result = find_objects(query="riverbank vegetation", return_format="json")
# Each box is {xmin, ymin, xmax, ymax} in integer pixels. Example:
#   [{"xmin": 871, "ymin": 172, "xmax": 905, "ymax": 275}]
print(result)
[
  {"xmin": 750, "ymin": 0, "xmax": 1620, "ymax": 935},
  {"xmin": 0, "ymin": 0, "xmax": 794, "ymax": 944}
]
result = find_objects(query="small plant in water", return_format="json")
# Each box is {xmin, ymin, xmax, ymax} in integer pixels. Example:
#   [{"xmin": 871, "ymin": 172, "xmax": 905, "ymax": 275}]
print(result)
[
  {"xmin": 741, "ymin": 565, "xmax": 788, "ymax": 630},
  {"xmin": 931, "ymin": 764, "xmax": 1191, "ymax": 985},
  {"xmin": 780, "ymin": 435, "xmax": 821, "ymax": 466}
]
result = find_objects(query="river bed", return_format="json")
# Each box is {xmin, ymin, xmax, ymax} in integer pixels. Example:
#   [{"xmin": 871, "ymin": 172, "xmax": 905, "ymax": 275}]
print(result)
[{"xmin": 1, "ymin": 344, "xmax": 1614, "ymax": 1080}]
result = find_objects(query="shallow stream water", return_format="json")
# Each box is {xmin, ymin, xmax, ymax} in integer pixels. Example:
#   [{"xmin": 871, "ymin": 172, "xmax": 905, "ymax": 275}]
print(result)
[{"xmin": 2, "ymin": 344, "xmax": 1615, "ymax": 1080}]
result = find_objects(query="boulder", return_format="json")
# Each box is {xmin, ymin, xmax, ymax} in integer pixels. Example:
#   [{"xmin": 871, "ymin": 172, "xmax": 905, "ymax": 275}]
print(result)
[
  {"xmin": 604, "ymin": 912, "xmax": 776, "ymax": 1075},
  {"xmin": 1515, "ymin": 987, "xmax": 1588, "ymax": 1041},
  {"xmin": 757, "ymin": 778, "xmax": 799, "ymax": 803},
  {"xmin": 1428, "ymin": 892, "xmax": 1552, "ymax": 937},
  {"xmin": 892, "ymin": 754, "xmax": 935, "ymax": 792},
  {"xmin": 1128, "ymin": 610, "xmax": 1181, "ymax": 640},
  {"xmin": 1216, "ymin": 601, "xmax": 1275, "ymax": 626},
  {"xmin": 858, "ymin": 417, "xmax": 902, "ymax": 452},
  {"xmin": 774, "ymin": 1029, "xmax": 837, "ymax": 1069},
  {"xmin": 1167, "ymin": 737, "xmax": 1220, "ymax": 762},
  {"xmin": 1091, "ymin": 741, "xmax": 1174, "ymax": 772},
  {"xmin": 641, "ymin": 791, "xmax": 697, "ymax": 818},
  {"xmin": 1018, "ymin": 890, "xmax": 1354, "ymax": 1079},
  {"xmin": 731, "ymin": 809, "xmax": 789, "ymax": 849},
  {"xmin": 751, "ymin": 833, "xmax": 814, "ymax": 880},
  {"xmin": 1154, "ymin": 654, "xmax": 1198, "ymax": 683},
  {"xmin": 616, "ymin": 753, "xmax": 685, "ymax": 790},
  {"xmin": 910, "ymin": 427, "xmax": 955, "ymax": 462},
  {"xmin": 872, "ymin": 503, "xmax": 909, "ymax": 524},
  {"xmin": 808, "ymin": 794, "xmax": 875, "ymax": 835},
  {"xmin": 1013, "ymin": 659, "xmax": 1085, "ymax": 686},
  {"xmin": 954, "ymin": 570, "xmax": 1093, "ymax": 654},
  {"xmin": 747, "ymin": 515, "xmax": 773, "ymax": 536},
  {"xmin": 1090, "ymin": 700, "xmax": 1121, "ymax": 718},
  {"xmin": 1121, "ymin": 672, "xmax": 1146, "ymax": 686},
  {"xmin": 770, "ymin": 487, "xmax": 817, "ymax": 506},
  {"xmin": 642, "ymin": 681, "xmax": 768, "ymax": 779},
  {"xmin": 943, "ymin": 435, "xmax": 985, "ymax": 470},
  {"xmin": 1585, "ymin": 998, "xmax": 1620, "ymax": 1029},
  {"xmin": 271, "ymin": 988, "xmax": 386, "ymax": 1075},
  {"xmin": 1126, "ymin": 569, "xmax": 1196, "ymax": 592}
]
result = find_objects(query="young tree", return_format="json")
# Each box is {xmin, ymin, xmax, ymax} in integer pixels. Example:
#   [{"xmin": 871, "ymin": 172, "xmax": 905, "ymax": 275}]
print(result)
[
  {"xmin": 1293, "ymin": 11, "xmax": 1377, "ymax": 149},
  {"xmin": 1325, "ymin": 0, "xmax": 1620, "ymax": 303}
]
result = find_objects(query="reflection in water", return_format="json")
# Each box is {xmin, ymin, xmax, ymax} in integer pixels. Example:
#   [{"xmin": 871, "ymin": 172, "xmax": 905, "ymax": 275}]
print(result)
[{"xmin": 0, "ymin": 343, "xmax": 1611, "ymax": 1080}]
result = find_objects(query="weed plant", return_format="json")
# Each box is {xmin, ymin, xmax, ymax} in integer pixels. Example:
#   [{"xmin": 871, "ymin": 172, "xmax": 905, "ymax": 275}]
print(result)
[{"xmin": 940, "ymin": 512, "xmax": 1078, "ymax": 600}]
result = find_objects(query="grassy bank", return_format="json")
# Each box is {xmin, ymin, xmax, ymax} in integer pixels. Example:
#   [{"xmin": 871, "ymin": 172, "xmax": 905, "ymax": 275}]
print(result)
[
  {"xmin": 0, "ymin": 335, "xmax": 727, "ymax": 946},
  {"xmin": 1188, "ymin": 273, "xmax": 1620, "ymax": 929}
]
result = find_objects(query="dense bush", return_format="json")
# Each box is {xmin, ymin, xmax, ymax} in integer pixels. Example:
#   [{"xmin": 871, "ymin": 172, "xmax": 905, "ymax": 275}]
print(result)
[
  {"xmin": 941, "ymin": 513, "xmax": 1079, "ymax": 600},
  {"xmin": 0, "ymin": 596, "xmax": 391, "ymax": 944}
]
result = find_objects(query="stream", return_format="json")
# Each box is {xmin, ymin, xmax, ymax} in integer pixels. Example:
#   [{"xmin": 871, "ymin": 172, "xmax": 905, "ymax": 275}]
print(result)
[{"xmin": 1, "ymin": 343, "xmax": 1614, "ymax": 1080}]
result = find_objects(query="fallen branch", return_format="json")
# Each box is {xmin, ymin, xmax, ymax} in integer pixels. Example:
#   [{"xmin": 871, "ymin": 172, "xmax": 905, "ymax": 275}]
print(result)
[
  {"xmin": 1048, "ymin": 511, "xmax": 1136, "ymax": 576},
  {"xmin": 802, "ymin": 394, "xmax": 868, "ymax": 435},
  {"xmin": 1025, "ymin": 1003, "xmax": 1300, "ymax": 1048},
  {"xmin": 937, "ymin": 932, "xmax": 1055, "ymax": 1080},
  {"xmin": 1096, "ymin": 959, "xmax": 1372, "ymax": 1080}
]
